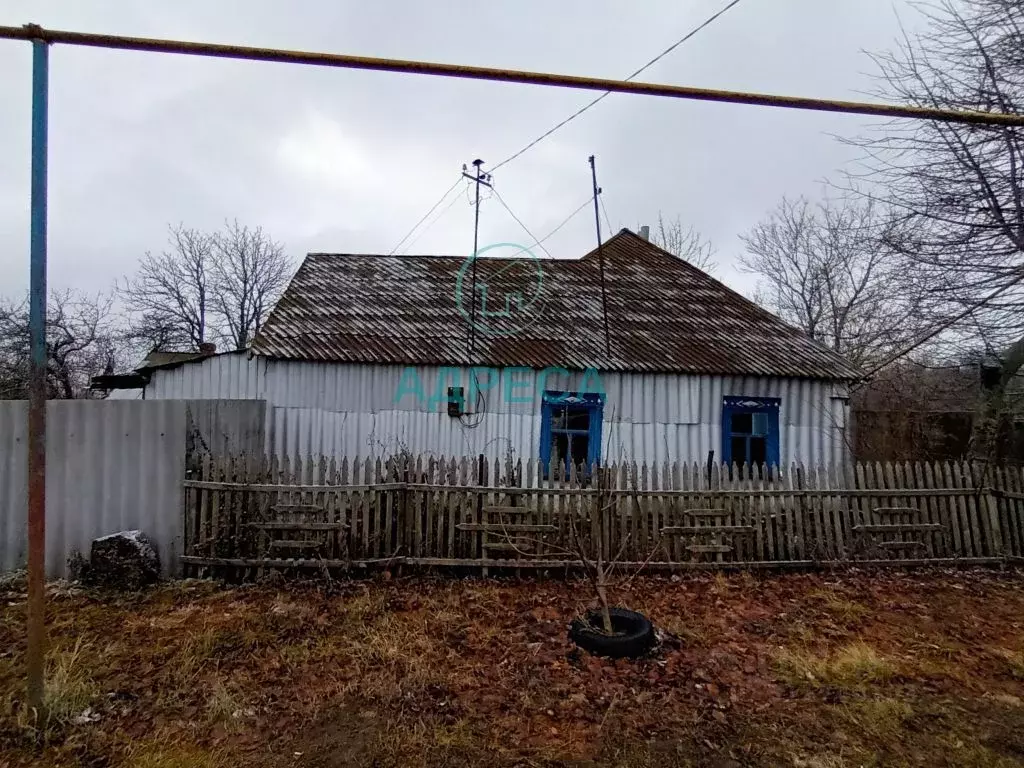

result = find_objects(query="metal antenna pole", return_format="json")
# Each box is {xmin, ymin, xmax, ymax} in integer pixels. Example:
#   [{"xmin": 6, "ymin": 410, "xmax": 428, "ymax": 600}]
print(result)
[
  {"xmin": 589, "ymin": 155, "xmax": 612, "ymax": 358},
  {"xmin": 462, "ymin": 159, "xmax": 492, "ymax": 357},
  {"xmin": 27, "ymin": 28, "xmax": 49, "ymax": 713}
]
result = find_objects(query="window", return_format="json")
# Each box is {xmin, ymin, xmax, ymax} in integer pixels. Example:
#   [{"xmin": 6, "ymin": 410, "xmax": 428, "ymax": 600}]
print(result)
[
  {"xmin": 540, "ymin": 391, "xmax": 603, "ymax": 476},
  {"xmin": 722, "ymin": 397, "xmax": 780, "ymax": 468}
]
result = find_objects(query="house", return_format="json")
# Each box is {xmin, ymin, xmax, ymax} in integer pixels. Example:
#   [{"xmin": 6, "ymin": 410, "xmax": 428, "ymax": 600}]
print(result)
[{"xmin": 97, "ymin": 229, "xmax": 859, "ymax": 467}]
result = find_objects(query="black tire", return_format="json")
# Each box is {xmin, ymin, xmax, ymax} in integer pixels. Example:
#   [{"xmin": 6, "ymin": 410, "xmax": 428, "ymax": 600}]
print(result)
[{"xmin": 568, "ymin": 607, "xmax": 655, "ymax": 659}]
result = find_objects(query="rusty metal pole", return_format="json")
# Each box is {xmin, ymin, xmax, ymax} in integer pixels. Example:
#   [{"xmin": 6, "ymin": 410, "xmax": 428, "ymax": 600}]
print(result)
[{"xmin": 26, "ymin": 30, "xmax": 49, "ymax": 712}]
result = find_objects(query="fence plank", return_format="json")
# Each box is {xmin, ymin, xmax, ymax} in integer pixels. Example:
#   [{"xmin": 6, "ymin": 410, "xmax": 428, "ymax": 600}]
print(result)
[
  {"xmin": 177, "ymin": 454, "xmax": 1024, "ymax": 571},
  {"xmin": 961, "ymin": 461, "xmax": 987, "ymax": 557},
  {"xmin": 1007, "ymin": 468, "xmax": 1024, "ymax": 561},
  {"xmin": 419, "ymin": 456, "xmax": 430, "ymax": 558},
  {"xmin": 933, "ymin": 461, "xmax": 957, "ymax": 556},
  {"xmin": 942, "ymin": 461, "xmax": 966, "ymax": 557},
  {"xmin": 978, "ymin": 462, "xmax": 1001, "ymax": 557},
  {"xmin": 897, "ymin": 462, "xmax": 913, "ymax": 559},
  {"xmin": 1006, "ymin": 466, "xmax": 1020, "ymax": 557},
  {"xmin": 852, "ymin": 462, "xmax": 867, "ymax": 551},
  {"xmin": 1004, "ymin": 466, "xmax": 1022, "ymax": 557},
  {"xmin": 961, "ymin": 461, "xmax": 983, "ymax": 557},
  {"xmin": 979, "ymin": 463, "xmax": 1003, "ymax": 557},
  {"xmin": 881, "ymin": 461, "xmax": 900, "ymax": 560},
  {"xmin": 211, "ymin": 455, "xmax": 224, "ymax": 557},
  {"xmin": 758, "ymin": 463, "xmax": 772, "ymax": 561},
  {"xmin": 952, "ymin": 461, "xmax": 971, "ymax": 557},
  {"xmin": 785, "ymin": 464, "xmax": 799, "ymax": 561},
  {"xmin": 827, "ymin": 463, "xmax": 844, "ymax": 560},
  {"xmin": 917, "ymin": 462, "xmax": 934, "ymax": 556},
  {"xmin": 815, "ymin": 465, "xmax": 832, "ymax": 559}
]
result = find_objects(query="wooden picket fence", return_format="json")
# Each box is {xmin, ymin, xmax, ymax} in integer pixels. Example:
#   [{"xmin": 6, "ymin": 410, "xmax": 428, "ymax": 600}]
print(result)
[{"xmin": 179, "ymin": 453, "xmax": 1024, "ymax": 576}]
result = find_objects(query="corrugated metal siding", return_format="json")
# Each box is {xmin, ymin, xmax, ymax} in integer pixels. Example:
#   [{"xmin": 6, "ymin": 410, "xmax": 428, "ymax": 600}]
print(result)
[
  {"xmin": 185, "ymin": 400, "xmax": 268, "ymax": 457},
  {"xmin": 0, "ymin": 403, "xmax": 28, "ymax": 577},
  {"xmin": 147, "ymin": 353, "xmax": 266, "ymax": 400},
  {"xmin": 263, "ymin": 361, "xmax": 701, "ymax": 421},
  {"xmin": 262, "ymin": 370, "xmax": 848, "ymax": 466},
  {"xmin": 0, "ymin": 400, "xmax": 188, "ymax": 577},
  {"xmin": 139, "ymin": 358, "xmax": 849, "ymax": 466}
]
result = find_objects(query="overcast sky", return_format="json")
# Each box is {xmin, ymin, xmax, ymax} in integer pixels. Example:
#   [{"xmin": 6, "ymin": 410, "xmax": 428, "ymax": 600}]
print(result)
[{"xmin": 0, "ymin": 1, "xmax": 923, "ymax": 301}]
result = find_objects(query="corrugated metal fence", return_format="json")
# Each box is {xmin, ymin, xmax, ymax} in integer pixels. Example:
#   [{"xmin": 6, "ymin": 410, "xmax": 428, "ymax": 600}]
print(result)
[{"xmin": 0, "ymin": 399, "xmax": 267, "ymax": 577}]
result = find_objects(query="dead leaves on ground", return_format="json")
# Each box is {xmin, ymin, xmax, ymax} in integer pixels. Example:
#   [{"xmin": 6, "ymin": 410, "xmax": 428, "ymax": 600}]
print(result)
[{"xmin": 0, "ymin": 569, "xmax": 1023, "ymax": 766}]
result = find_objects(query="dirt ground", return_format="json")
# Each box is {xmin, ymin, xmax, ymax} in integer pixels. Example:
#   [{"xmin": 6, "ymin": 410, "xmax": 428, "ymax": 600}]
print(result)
[{"xmin": 3, "ymin": 568, "xmax": 1024, "ymax": 767}]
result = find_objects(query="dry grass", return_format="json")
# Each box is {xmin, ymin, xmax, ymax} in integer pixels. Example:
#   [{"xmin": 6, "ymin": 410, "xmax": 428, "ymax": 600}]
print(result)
[
  {"xmin": 992, "ymin": 647, "xmax": 1024, "ymax": 680},
  {"xmin": 806, "ymin": 588, "xmax": 869, "ymax": 626},
  {"xmin": 773, "ymin": 641, "xmax": 897, "ymax": 689},
  {"xmin": 16, "ymin": 638, "xmax": 98, "ymax": 742},
  {"xmin": 123, "ymin": 742, "xmax": 228, "ymax": 768},
  {"xmin": 3, "ymin": 571, "xmax": 1024, "ymax": 767},
  {"xmin": 836, "ymin": 697, "xmax": 914, "ymax": 741}
]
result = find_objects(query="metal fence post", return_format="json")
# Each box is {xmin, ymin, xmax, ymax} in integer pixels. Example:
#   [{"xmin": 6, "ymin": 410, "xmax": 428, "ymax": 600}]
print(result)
[{"xmin": 27, "ymin": 29, "xmax": 50, "ymax": 713}]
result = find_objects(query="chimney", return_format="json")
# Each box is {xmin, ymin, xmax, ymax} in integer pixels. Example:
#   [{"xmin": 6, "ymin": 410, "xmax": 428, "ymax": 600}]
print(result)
[
  {"xmin": 199, "ymin": 342, "xmax": 217, "ymax": 355},
  {"xmin": 639, "ymin": 225, "xmax": 650, "ymax": 241}
]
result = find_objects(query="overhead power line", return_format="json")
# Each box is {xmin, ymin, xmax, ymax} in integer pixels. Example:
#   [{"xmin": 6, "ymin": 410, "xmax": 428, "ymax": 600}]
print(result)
[
  {"xmin": 498, "ymin": 194, "xmax": 595, "ymax": 261},
  {"xmin": 388, "ymin": 176, "xmax": 463, "ymax": 255},
  {"xmin": 599, "ymin": 193, "xmax": 614, "ymax": 236},
  {"xmin": 492, "ymin": 189, "xmax": 555, "ymax": 259},
  {"xmin": 398, "ymin": 188, "xmax": 464, "ymax": 255},
  {"xmin": 492, "ymin": 0, "xmax": 744, "ymax": 171},
  {"xmin": 7, "ymin": 24, "xmax": 1024, "ymax": 127}
]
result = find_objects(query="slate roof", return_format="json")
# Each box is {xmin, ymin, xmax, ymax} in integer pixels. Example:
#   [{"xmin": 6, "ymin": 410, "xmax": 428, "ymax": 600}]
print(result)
[{"xmin": 252, "ymin": 229, "xmax": 859, "ymax": 380}]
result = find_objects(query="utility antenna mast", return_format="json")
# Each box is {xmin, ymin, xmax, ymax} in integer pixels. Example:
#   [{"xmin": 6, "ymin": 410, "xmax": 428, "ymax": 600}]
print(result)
[
  {"xmin": 463, "ymin": 159, "xmax": 492, "ymax": 357},
  {"xmin": 589, "ymin": 155, "xmax": 612, "ymax": 358}
]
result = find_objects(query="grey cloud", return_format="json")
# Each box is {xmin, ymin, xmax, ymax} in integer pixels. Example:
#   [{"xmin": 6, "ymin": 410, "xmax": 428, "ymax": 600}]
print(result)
[{"xmin": 0, "ymin": 0, "xmax": 923, "ymax": 301}]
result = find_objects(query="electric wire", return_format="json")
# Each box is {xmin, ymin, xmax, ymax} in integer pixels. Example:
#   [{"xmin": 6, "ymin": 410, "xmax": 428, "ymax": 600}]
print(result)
[
  {"xmin": 388, "ymin": 176, "xmax": 462, "ymax": 255},
  {"xmin": 599, "ymin": 193, "xmax": 614, "ymax": 237},
  {"xmin": 398, "ymin": 183, "xmax": 465, "ymax": 255},
  {"xmin": 492, "ymin": 189, "xmax": 556, "ymax": 259},
  {"xmin": 490, "ymin": 0, "xmax": 745, "ymax": 171},
  {"xmin": 503, "ymin": 195, "xmax": 598, "ymax": 262}
]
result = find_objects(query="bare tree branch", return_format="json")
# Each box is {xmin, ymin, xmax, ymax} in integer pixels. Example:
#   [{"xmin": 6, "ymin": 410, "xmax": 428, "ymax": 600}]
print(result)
[
  {"xmin": 649, "ymin": 213, "xmax": 717, "ymax": 273},
  {"xmin": 120, "ymin": 224, "xmax": 212, "ymax": 352},
  {"xmin": 843, "ymin": 0, "xmax": 1024, "ymax": 356},
  {"xmin": 739, "ymin": 193, "xmax": 926, "ymax": 368},
  {"xmin": 210, "ymin": 220, "xmax": 291, "ymax": 351},
  {"xmin": 0, "ymin": 290, "xmax": 123, "ymax": 399},
  {"xmin": 120, "ymin": 220, "xmax": 292, "ymax": 353}
]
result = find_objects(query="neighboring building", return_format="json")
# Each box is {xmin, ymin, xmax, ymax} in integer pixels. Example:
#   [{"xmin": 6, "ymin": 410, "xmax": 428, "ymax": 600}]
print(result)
[{"xmin": 95, "ymin": 229, "xmax": 859, "ymax": 467}]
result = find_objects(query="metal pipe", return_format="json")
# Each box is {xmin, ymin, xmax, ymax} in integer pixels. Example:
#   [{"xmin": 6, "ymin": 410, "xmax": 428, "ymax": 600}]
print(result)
[
  {"xmin": 3, "ymin": 23, "xmax": 1024, "ymax": 127},
  {"xmin": 26, "ymin": 35, "xmax": 49, "ymax": 713}
]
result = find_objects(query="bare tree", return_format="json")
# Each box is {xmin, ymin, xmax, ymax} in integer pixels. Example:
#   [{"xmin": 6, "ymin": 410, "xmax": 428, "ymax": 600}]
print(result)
[
  {"xmin": 121, "ymin": 224, "xmax": 212, "ymax": 352},
  {"xmin": 739, "ymin": 194, "xmax": 923, "ymax": 368},
  {"xmin": 650, "ymin": 213, "xmax": 717, "ymax": 273},
  {"xmin": 210, "ymin": 220, "xmax": 291, "ymax": 351},
  {"xmin": 490, "ymin": 461, "xmax": 660, "ymax": 635},
  {"xmin": 847, "ymin": 0, "xmax": 1024, "ymax": 367},
  {"xmin": 837, "ymin": 0, "xmax": 1024, "ymax": 457},
  {"xmin": 120, "ymin": 221, "xmax": 291, "ymax": 353},
  {"xmin": 0, "ymin": 290, "xmax": 123, "ymax": 399}
]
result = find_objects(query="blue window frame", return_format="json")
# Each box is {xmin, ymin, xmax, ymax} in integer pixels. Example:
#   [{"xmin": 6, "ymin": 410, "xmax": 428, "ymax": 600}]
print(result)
[
  {"xmin": 721, "ymin": 396, "xmax": 780, "ymax": 468},
  {"xmin": 539, "ymin": 391, "xmax": 604, "ymax": 475}
]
